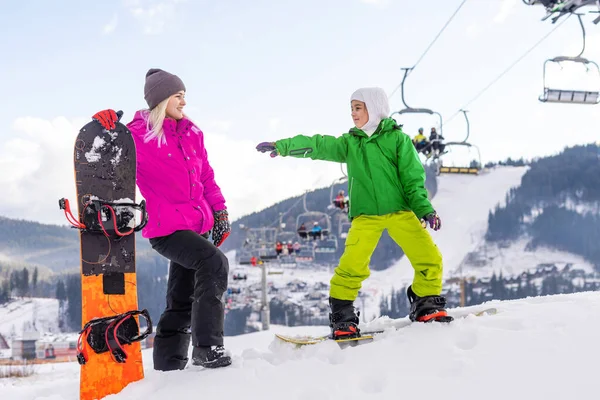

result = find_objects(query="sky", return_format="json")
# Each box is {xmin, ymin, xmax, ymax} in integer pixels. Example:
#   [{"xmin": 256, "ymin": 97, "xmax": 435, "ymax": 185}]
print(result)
[{"xmin": 1, "ymin": 0, "xmax": 599, "ymax": 226}]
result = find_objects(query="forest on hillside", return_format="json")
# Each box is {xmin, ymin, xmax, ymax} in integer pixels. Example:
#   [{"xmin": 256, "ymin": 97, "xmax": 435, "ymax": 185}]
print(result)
[{"xmin": 486, "ymin": 144, "xmax": 600, "ymax": 269}]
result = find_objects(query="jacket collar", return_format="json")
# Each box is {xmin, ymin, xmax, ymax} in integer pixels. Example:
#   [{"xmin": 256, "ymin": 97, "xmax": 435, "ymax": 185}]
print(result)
[
  {"xmin": 349, "ymin": 118, "xmax": 397, "ymax": 141},
  {"xmin": 163, "ymin": 117, "xmax": 195, "ymax": 137}
]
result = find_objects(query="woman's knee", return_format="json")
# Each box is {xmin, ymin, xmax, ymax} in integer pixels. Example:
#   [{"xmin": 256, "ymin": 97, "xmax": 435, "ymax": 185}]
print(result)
[
  {"xmin": 197, "ymin": 249, "xmax": 229, "ymax": 290},
  {"xmin": 214, "ymin": 250, "xmax": 229, "ymax": 287}
]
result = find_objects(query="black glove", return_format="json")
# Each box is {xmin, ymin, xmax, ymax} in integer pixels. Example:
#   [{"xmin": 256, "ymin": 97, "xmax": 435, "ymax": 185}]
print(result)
[
  {"xmin": 92, "ymin": 109, "xmax": 123, "ymax": 130},
  {"xmin": 212, "ymin": 210, "xmax": 230, "ymax": 247},
  {"xmin": 421, "ymin": 211, "xmax": 441, "ymax": 231}
]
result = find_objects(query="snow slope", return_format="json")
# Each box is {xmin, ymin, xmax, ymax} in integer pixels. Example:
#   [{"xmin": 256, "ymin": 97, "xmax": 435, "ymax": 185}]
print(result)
[
  {"xmin": 0, "ymin": 298, "xmax": 60, "ymax": 339},
  {"xmin": 1, "ymin": 291, "xmax": 599, "ymax": 400}
]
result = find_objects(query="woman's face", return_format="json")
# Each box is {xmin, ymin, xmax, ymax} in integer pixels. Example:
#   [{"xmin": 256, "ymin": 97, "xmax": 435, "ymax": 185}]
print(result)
[
  {"xmin": 351, "ymin": 100, "xmax": 369, "ymax": 129},
  {"xmin": 166, "ymin": 91, "xmax": 186, "ymax": 120}
]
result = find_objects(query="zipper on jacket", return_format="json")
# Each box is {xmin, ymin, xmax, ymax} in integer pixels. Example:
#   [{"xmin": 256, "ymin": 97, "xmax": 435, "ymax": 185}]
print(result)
[
  {"xmin": 289, "ymin": 147, "xmax": 314, "ymax": 157},
  {"xmin": 348, "ymin": 177, "xmax": 354, "ymax": 216}
]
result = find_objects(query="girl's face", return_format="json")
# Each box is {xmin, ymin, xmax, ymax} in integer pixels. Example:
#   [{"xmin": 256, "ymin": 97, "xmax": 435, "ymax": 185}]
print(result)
[
  {"xmin": 166, "ymin": 91, "xmax": 186, "ymax": 120},
  {"xmin": 351, "ymin": 100, "xmax": 369, "ymax": 129}
]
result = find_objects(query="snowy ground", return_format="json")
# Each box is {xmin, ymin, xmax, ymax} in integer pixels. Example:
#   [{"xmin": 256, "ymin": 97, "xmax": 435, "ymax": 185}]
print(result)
[
  {"xmin": 1, "ymin": 291, "xmax": 599, "ymax": 400},
  {"xmin": 462, "ymin": 238, "xmax": 597, "ymax": 278},
  {"xmin": 0, "ymin": 298, "xmax": 60, "ymax": 339}
]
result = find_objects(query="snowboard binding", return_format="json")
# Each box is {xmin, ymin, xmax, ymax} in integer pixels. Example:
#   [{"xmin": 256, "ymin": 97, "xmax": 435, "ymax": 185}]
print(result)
[
  {"xmin": 59, "ymin": 197, "xmax": 148, "ymax": 237},
  {"xmin": 77, "ymin": 309, "xmax": 152, "ymax": 365}
]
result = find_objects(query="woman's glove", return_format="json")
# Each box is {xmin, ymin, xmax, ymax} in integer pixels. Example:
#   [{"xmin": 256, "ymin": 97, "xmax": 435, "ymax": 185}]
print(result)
[
  {"xmin": 212, "ymin": 210, "xmax": 231, "ymax": 247},
  {"xmin": 256, "ymin": 142, "xmax": 278, "ymax": 158},
  {"xmin": 421, "ymin": 211, "xmax": 441, "ymax": 231},
  {"xmin": 92, "ymin": 109, "xmax": 123, "ymax": 130}
]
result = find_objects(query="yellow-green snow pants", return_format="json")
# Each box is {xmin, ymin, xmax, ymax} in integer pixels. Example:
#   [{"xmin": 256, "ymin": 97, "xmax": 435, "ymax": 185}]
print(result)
[{"xmin": 330, "ymin": 211, "xmax": 443, "ymax": 301}]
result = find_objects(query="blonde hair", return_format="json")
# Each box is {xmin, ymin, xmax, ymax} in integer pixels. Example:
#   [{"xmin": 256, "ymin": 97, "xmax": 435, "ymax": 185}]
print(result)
[{"xmin": 143, "ymin": 97, "xmax": 170, "ymax": 147}]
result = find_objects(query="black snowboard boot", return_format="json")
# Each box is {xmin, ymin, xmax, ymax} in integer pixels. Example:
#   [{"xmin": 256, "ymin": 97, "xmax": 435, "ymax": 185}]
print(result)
[
  {"xmin": 329, "ymin": 297, "xmax": 360, "ymax": 339},
  {"xmin": 192, "ymin": 345, "xmax": 232, "ymax": 368},
  {"xmin": 407, "ymin": 285, "xmax": 453, "ymax": 323}
]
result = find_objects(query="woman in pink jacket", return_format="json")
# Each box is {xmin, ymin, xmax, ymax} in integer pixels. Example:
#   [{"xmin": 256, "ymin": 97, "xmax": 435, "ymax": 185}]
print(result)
[{"xmin": 94, "ymin": 68, "xmax": 231, "ymax": 370}]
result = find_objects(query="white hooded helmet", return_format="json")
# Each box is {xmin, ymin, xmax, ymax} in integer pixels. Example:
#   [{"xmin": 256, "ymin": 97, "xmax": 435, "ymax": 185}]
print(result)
[{"xmin": 350, "ymin": 87, "xmax": 390, "ymax": 135}]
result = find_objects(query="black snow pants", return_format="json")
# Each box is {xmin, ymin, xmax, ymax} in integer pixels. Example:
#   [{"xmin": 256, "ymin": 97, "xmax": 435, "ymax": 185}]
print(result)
[{"xmin": 149, "ymin": 230, "xmax": 229, "ymax": 371}]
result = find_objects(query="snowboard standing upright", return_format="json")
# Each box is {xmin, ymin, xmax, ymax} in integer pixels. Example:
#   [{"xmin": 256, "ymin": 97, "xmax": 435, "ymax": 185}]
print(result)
[{"xmin": 62, "ymin": 115, "xmax": 150, "ymax": 400}]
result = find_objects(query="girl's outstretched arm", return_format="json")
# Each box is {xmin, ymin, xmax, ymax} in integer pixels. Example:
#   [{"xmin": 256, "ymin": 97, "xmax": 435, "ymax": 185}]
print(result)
[{"xmin": 271, "ymin": 134, "xmax": 349, "ymax": 163}]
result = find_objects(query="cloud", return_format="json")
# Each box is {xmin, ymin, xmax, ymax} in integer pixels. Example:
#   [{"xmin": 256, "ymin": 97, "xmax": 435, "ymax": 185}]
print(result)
[
  {"xmin": 123, "ymin": 0, "xmax": 187, "ymax": 35},
  {"xmin": 0, "ymin": 116, "xmax": 345, "ymax": 226},
  {"xmin": 103, "ymin": 14, "xmax": 118, "ymax": 35},
  {"xmin": 0, "ymin": 116, "xmax": 88, "ymax": 225},
  {"xmin": 494, "ymin": 0, "xmax": 518, "ymax": 24}
]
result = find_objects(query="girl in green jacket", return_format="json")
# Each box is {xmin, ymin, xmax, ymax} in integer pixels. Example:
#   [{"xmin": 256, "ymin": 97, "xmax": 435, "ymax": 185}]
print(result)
[{"xmin": 256, "ymin": 87, "xmax": 452, "ymax": 339}]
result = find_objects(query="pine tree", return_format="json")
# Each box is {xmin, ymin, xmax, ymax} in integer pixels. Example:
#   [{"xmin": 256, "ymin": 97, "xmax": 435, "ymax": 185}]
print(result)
[
  {"xmin": 32, "ymin": 267, "xmax": 38, "ymax": 296},
  {"xmin": 21, "ymin": 268, "xmax": 29, "ymax": 297},
  {"xmin": 66, "ymin": 274, "xmax": 82, "ymax": 331},
  {"xmin": 55, "ymin": 280, "xmax": 66, "ymax": 301}
]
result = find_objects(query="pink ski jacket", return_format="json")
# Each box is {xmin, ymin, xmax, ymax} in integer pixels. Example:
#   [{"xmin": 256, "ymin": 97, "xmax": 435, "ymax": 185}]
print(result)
[{"xmin": 127, "ymin": 111, "xmax": 226, "ymax": 239}]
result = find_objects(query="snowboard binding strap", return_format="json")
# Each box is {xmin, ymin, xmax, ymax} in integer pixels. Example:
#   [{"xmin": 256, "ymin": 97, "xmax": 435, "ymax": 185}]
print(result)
[
  {"xmin": 59, "ymin": 197, "xmax": 148, "ymax": 237},
  {"xmin": 77, "ymin": 309, "xmax": 152, "ymax": 365}
]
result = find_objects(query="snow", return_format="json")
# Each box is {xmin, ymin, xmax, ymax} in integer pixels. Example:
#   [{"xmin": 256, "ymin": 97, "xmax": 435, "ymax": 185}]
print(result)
[
  {"xmin": 110, "ymin": 146, "xmax": 122, "ymax": 167},
  {"xmin": 1, "ymin": 292, "xmax": 599, "ymax": 400},
  {"xmin": 458, "ymin": 237, "xmax": 596, "ymax": 279},
  {"xmin": 0, "ymin": 298, "xmax": 60, "ymax": 340},
  {"xmin": 84, "ymin": 136, "xmax": 106, "ymax": 163}
]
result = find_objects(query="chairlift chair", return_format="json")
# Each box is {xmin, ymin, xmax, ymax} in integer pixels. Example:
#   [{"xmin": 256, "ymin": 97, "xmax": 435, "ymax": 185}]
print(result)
[
  {"xmin": 538, "ymin": 56, "xmax": 600, "ymax": 104},
  {"xmin": 296, "ymin": 211, "xmax": 332, "ymax": 240},
  {"xmin": 390, "ymin": 67, "xmax": 444, "ymax": 138},
  {"xmin": 329, "ymin": 176, "xmax": 349, "ymax": 213},
  {"xmin": 437, "ymin": 142, "xmax": 483, "ymax": 175},
  {"xmin": 422, "ymin": 110, "xmax": 482, "ymax": 175}
]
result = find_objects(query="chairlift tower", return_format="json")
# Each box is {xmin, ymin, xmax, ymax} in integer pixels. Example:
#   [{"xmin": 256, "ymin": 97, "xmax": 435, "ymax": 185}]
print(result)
[{"xmin": 260, "ymin": 260, "xmax": 270, "ymax": 330}]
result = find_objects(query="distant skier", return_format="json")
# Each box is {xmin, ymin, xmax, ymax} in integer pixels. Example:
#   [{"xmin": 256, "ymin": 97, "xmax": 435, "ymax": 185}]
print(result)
[
  {"xmin": 256, "ymin": 87, "xmax": 451, "ymax": 339},
  {"xmin": 310, "ymin": 221, "xmax": 323, "ymax": 240},
  {"xmin": 93, "ymin": 68, "xmax": 232, "ymax": 370},
  {"xmin": 429, "ymin": 127, "xmax": 445, "ymax": 156},
  {"xmin": 412, "ymin": 128, "xmax": 429, "ymax": 154}
]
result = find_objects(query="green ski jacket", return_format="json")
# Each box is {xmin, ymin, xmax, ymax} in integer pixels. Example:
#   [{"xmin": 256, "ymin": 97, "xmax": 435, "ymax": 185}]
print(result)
[{"xmin": 275, "ymin": 118, "xmax": 434, "ymax": 220}]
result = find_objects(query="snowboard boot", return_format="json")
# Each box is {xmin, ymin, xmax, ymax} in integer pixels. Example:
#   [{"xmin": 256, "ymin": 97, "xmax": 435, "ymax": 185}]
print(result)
[
  {"xmin": 407, "ymin": 285, "xmax": 454, "ymax": 323},
  {"xmin": 192, "ymin": 345, "xmax": 232, "ymax": 368},
  {"xmin": 329, "ymin": 297, "xmax": 360, "ymax": 339}
]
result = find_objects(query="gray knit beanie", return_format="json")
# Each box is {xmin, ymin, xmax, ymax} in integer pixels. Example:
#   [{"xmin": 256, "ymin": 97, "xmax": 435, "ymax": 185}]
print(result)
[{"xmin": 144, "ymin": 68, "xmax": 186, "ymax": 110}]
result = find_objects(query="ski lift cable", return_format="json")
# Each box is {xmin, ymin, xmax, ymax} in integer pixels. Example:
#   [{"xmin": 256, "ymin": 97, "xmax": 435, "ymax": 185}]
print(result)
[
  {"xmin": 575, "ymin": 13, "xmax": 586, "ymax": 58},
  {"xmin": 265, "ymin": 193, "xmax": 306, "ymax": 228},
  {"xmin": 388, "ymin": 0, "xmax": 469, "ymax": 99},
  {"xmin": 444, "ymin": 14, "xmax": 571, "ymax": 125}
]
